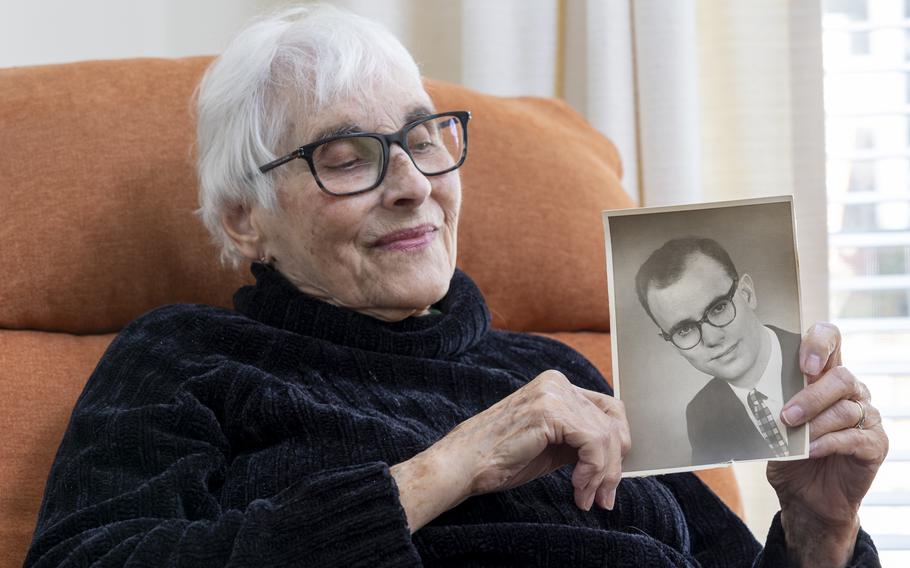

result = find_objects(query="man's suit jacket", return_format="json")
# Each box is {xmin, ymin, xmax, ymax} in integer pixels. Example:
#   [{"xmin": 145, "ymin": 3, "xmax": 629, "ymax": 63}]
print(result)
[{"xmin": 686, "ymin": 325, "xmax": 807, "ymax": 466}]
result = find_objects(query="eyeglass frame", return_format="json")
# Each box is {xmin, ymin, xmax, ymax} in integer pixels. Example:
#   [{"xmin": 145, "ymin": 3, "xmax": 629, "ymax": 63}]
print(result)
[
  {"xmin": 657, "ymin": 277, "xmax": 740, "ymax": 350},
  {"xmin": 257, "ymin": 110, "xmax": 471, "ymax": 197}
]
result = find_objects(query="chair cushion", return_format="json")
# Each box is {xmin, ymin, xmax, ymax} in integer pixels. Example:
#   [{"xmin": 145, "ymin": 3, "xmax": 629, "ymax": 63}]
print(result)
[
  {"xmin": 0, "ymin": 57, "xmax": 631, "ymax": 335},
  {"xmin": 0, "ymin": 330, "xmax": 115, "ymax": 565}
]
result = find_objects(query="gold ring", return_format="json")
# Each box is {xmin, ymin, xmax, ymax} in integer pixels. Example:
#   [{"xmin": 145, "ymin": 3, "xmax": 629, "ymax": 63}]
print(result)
[{"xmin": 851, "ymin": 399, "xmax": 866, "ymax": 430}]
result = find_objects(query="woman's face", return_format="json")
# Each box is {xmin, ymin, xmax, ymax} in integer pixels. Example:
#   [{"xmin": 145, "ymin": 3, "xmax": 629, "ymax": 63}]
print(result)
[{"xmin": 232, "ymin": 82, "xmax": 462, "ymax": 321}]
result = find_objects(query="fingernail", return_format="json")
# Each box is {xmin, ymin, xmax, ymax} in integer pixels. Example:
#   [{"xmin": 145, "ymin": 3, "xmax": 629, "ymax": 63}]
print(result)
[
  {"xmin": 809, "ymin": 441, "xmax": 818, "ymax": 457},
  {"xmin": 782, "ymin": 405, "xmax": 804, "ymax": 426},
  {"xmin": 805, "ymin": 354, "xmax": 821, "ymax": 375},
  {"xmin": 584, "ymin": 491, "xmax": 596, "ymax": 511},
  {"xmin": 605, "ymin": 489, "xmax": 616, "ymax": 511}
]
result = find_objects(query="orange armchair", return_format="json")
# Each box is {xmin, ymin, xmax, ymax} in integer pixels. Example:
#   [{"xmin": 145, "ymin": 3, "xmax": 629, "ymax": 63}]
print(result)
[{"xmin": 0, "ymin": 57, "xmax": 741, "ymax": 565}]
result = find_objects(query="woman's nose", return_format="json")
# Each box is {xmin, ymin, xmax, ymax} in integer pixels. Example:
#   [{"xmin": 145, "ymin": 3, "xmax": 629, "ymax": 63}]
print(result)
[{"xmin": 380, "ymin": 144, "xmax": 432, "ymax": 208}]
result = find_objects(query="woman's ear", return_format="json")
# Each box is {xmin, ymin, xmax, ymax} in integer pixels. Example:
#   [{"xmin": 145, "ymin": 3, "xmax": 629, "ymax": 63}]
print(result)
[
  {"xmin": 739, "ymin": 273, "xmax": 758, "ymax": 309},
  {"xmin": 221, "ymin": 204, "xmax": 264, "ymax": 261}
]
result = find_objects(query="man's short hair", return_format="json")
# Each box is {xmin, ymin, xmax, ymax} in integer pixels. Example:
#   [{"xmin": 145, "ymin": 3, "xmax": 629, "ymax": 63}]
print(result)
[{"xmin": 635, "ymin": 237, "xmax": 739, "ymax": 323}]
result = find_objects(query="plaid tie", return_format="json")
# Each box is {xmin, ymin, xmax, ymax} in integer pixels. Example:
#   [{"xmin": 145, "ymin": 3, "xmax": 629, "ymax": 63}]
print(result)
[{"xmin": 747, "ymin": 389, "xmax": 789, "ymax": 457}]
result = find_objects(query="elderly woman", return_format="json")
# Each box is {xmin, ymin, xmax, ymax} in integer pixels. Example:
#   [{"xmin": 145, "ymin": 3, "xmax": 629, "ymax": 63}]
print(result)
[{"xmin": 26, "ymin": 5, "xmax": 886, "ymax": 567}]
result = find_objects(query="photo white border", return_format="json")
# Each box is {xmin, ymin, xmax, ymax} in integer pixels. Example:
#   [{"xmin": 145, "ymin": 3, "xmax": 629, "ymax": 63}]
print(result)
[{"xmin": 602, "ymin": 195, "xmax": 808, "ymax": 477}]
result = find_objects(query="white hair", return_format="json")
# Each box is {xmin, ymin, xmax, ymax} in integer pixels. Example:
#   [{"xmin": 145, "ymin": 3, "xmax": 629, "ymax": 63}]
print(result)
[{"xmin": 194, "ymin": 3, "xmax": 423, "ymax": 266}]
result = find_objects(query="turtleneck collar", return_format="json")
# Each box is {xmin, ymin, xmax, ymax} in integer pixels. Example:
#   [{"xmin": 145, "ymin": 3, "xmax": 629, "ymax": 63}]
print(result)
[{"xmin": 233, "ymin": 264, "xmax": 491, "ymax": 359}]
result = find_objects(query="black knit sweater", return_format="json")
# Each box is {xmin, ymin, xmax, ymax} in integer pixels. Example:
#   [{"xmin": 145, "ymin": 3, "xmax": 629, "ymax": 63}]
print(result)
[{"xmin": 26, "ymin": 266, "xmax": 879, "ymax": 567}]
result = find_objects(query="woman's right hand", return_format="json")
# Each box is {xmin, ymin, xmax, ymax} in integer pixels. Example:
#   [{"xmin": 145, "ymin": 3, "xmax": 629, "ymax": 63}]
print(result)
[{"xmin": 390, "ymin": 370, "xmax": 631, "ymax": 532}]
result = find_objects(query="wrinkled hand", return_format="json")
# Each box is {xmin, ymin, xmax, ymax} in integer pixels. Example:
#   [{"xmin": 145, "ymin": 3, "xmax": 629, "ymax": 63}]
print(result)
[
  {"xmin": 438, "ymin": 369, "xmax": 631, "ymax": 511},
  {"xmin": 767, "ymin": 322, "xmax": 888, "ymax": 565}
]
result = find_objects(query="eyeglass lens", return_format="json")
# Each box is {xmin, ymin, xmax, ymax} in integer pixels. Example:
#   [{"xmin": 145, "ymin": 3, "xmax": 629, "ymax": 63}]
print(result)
[
  {"xmin": 311, "ymin": 115, "xmax": 465, "ymax": 194},
  {"xmin": 671, "ymin": 298, "xmax": 737, "ymax": 349},
  {"xmin": 312, "ymin": 137, "xmax": 383, "ymax": 194}
]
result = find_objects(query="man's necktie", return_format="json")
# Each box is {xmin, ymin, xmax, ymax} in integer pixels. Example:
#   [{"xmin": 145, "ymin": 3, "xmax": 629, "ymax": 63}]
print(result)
[{"xmin": 747, "ymin": 389, "xmax": 789, "ymax": 457}]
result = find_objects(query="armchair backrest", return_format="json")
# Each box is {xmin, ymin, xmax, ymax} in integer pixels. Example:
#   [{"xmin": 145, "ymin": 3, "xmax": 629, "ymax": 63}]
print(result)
[{"xmin": 0, "ymin": 56, "xmax": 629, "ymax": 337}]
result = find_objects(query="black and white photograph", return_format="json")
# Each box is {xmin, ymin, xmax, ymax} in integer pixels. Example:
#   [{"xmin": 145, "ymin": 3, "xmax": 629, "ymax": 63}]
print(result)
[{"xmin": 604, "ymin": 196, "xmax": 809, "ymax": 475}]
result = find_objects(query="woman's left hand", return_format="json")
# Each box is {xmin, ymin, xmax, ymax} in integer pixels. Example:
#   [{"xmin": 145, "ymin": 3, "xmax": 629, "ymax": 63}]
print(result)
[{"xmin": 767, "ymin": 322, "xmax": 889, "ymax": 567}]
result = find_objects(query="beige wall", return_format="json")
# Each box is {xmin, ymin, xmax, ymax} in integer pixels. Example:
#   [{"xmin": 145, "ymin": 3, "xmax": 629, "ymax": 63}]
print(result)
[{"xmin": 0, "ymin": 1, "xmax": 270, "ymax": 68}]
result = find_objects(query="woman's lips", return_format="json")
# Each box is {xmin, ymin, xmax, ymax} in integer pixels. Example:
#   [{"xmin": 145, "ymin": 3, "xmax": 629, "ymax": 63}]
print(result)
[{"xmin": 373, "ymin": 224, "xmax": 438, "ymax": 251}]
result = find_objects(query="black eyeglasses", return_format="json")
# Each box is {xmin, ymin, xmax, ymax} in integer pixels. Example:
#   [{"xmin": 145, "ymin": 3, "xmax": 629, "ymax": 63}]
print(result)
[
  {"xmin": 658, "ymin": 277, "xmax": 739, "ymax": 350},
  {"xmin": 258, "ymin": 111, "xmax": 470, "ymax": 196}
]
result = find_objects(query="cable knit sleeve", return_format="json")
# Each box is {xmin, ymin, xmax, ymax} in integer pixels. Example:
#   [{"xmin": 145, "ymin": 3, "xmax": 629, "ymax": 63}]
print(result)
[
  {"xmin": 24, "ymin": 307, "xmax": 420, "ymax": 567},
  {"xmin": 752, "ymin": 512, "xmax": 880, "ymax": 567},
  {"xmin": 657, "ymin": 474, "xmax": 880, "ymax": 567}
]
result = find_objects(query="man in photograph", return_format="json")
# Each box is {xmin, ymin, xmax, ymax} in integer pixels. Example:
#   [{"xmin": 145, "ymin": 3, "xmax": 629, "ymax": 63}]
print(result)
[{"xmin": 634, "ymin": 237, "xmax": 806, "ymax": 465}]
